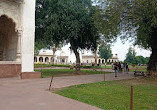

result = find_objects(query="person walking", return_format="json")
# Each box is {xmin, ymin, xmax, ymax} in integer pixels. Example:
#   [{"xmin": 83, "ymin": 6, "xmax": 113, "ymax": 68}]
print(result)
[
  {"xmin": 126, "ymin": 63, "xmax": 129, "ymax": 73},
  {"xmin": 118, "ymin": 62, "xmax": 121, "ymax": 73},
  {"xmin": 114, "ymin": 61, "xmax": 118, "ymax": 77},
  {"xmin": 123, "ymin": 63, "xmax": 126, "ymax": 72}
]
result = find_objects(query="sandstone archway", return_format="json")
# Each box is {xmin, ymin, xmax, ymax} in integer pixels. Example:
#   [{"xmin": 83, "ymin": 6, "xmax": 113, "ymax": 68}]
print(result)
[{"xmin": 0, "ymin": 15, "xmax": 19, "ymax": 61}]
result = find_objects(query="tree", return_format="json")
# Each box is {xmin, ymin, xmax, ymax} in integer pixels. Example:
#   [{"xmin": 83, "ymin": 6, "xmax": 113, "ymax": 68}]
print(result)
[
  {"xmin": 34, "ymin": 41, "xmax": 45, "ymax": 55},
  {"xmin": 98, "ymin": 44, "xmax": 112, "ymax": 62},
  {"xmin": 94, "ymin": 36, "xmax": 106, "ymax": 65},
  {"xmin": 136, "ymin": 56, "xmax": 150, "ymax": 65},
  {"xmin": 94, "ymin": 0, "xmax": 157, "ymax": 76},
  {"xmin": 36, "ymin": 0, "xmax": 100, "ymax": 73},
  {"xmin": 124, "ymin": 47, "xmax": 136, "ymax": 64},
  {"xmin": 136, "ymin": 56, "xmax": 145, "ymax": 64}
]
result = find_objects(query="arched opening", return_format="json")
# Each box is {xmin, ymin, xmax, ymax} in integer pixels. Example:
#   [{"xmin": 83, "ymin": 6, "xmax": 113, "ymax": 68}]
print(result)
[
  {"xmin": 34, "ymin": 57, "xmax": 37, "ymax": 62},
  {"xmin": 45, "ymin": 57, "xmax": 49, "ymax": 64},
  {"xmin": 39, "ymin": 57, "xmax": 43, "ymax": 62},
  {"xmin": 109, "ymin": 60, "xmax": 110, "ymax": 62},
  {"xmin": 102, "ymin": 60, "xmax": 104, "ymax": 64},
  {"xmin": 99, "ymin": 59, "xmax": 101, "ymax": 64},
  {"xmin": 0, "ymin": 15, "xmax": 18, "ymax": 61}
]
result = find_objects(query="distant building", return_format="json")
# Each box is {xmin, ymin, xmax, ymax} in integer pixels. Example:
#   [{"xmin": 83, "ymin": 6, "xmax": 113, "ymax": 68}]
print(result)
[
  {"xmin": 35, "ymin": 50, "xmax": 118, "ymax": 65},
  {"xmin": 34, "ymin": 51, "xmax": 68, "ymax": 64},
  {"xmin": 107, "ymin": 56, "xmax": 118, "ymax": 63},
  {"xmin": 34, "ymin": 50, "xmax": 56, "ymax": 64},
  {"xmin": 81, "ymin": 55, "xmax": 105, "ymax": 65},
  {"xmin": 57, "ymin": 51, "xmax": 68, "ymax": 64},
  {"xmin": 82, "ymin": 55, "xmax": 118, "ymax": 65}
]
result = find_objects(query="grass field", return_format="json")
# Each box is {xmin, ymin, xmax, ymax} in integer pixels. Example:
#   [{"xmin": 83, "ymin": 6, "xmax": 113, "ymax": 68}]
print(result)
[
  {"xmin": 55, "ymin": 78, "xmax": 157, "ymax": 110},
  {"xmin": 35, "ymin": 69, "xmax": 112, "ymax": 78}
]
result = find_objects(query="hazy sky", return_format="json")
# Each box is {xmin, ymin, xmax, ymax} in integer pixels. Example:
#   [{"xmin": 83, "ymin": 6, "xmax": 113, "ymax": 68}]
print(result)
[{"xmin": 111, "ymin": 38, "xmax": 151, "ymax": 61}]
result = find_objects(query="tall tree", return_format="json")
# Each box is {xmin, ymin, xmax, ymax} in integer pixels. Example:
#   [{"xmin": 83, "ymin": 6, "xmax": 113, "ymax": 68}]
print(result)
[
  {"xmin": 124, "ymin": 47, "xmax": 136, "ymax": 64},
  {"xmin": 94, "ymin": 0, "xmax": 157, "ymax": 76},
  {"xmin": 98, "ymin": 44, "xmax": 112, "ymax": 62},
  {"xmin": 36, "ymin": 0, "xmax": 99, "ymax": 73}
]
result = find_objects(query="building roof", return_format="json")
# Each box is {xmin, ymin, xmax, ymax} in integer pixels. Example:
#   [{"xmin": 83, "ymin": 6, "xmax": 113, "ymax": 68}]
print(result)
[
  {"xmin": 37, "ymin": 50, "xmax": 53, "ymax": 56},
  {"xmin": 111, "ymin": 56, "xmax": 118, "ymax": 59}
]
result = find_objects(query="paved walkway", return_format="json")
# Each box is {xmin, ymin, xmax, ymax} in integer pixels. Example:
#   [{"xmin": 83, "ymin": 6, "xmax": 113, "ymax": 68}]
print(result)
[{"xmin": 0, "ymin": 72, "xmax": 134, "ymax": 110}]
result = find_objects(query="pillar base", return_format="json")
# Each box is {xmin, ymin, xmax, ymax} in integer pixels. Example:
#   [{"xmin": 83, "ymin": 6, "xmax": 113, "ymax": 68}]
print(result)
[
  {"xmin": 0, "ymin": 64, "xmax": 21, "ymax": 78},
  {"xmin": 21, "ymin": 72, "xmax": 41, "ymax": 79}
]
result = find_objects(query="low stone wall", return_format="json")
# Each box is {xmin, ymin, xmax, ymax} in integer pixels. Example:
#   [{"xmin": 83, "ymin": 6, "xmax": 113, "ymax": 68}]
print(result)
[{"xmin": 0, "ymin": 64, "xmax": 21, "ymax": 78}]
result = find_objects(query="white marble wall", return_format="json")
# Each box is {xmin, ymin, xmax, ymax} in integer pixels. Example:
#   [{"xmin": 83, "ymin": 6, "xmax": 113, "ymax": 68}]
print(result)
[{"xmin": 21, "ymin": 0, "xmax": 35, "ymax": 72}]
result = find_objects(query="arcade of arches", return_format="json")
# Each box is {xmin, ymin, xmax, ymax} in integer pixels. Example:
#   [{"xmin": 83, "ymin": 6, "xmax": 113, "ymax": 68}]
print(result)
[{"xmin": 34, "ymin": 56, "xmax": 68, "ymax": 64}]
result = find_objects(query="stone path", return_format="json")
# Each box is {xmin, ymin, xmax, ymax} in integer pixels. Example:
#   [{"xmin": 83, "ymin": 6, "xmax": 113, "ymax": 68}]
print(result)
[{"xmin": 0, "ymin": 72, "xmax": 134, "ymax": 110}]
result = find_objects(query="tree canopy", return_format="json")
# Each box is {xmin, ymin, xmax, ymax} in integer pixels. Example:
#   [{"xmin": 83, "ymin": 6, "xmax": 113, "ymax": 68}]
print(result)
[
  {"xmin": 94, "ymin": 0, "xmax": 157, "ymax": 75},
  {"xmin": 136, "ymin": 56, "xmax": 149, "ymax": 65},
  {"xmin": 124, "ymin": 47, "xmax": 136, "ymax": 64},
  {"xmin": 35, "ymin": 0, "xmax": 100, "ymax": 72}
]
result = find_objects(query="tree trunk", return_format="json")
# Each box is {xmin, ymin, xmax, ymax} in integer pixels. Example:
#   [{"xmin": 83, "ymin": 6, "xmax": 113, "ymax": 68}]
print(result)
[
  {"xmin": 94, "ymin": 48, "xmax": 97, "ymax": 66},
  {"xmin": 52, "ymin": 46, "xmax": 56, "ymax": 64},
  {"xmin": 70, "ymin": 38, "xmax": 81, "ymax": 74},
  {"xmin": 147, "ymin": 28, "xmax": 157, "ymax": 76}
]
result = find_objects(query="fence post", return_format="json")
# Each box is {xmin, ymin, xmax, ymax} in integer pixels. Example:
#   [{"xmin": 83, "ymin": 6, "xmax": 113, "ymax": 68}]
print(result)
[
  {"xmin": 49, "ymin": 76, "xmax": 54, "ymax": 90},
  {"xmin": 130, "ymin": 86, "xmax": 133, "ymax": 110}
]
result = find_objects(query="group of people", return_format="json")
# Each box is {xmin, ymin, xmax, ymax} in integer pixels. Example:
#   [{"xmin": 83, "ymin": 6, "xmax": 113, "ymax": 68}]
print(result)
[{"xmin": 113, "ymin": 62, "xmax": 129, "ymax": 77}]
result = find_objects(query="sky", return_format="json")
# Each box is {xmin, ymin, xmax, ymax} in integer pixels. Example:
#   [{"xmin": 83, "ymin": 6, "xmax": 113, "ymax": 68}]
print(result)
[
  {"xmin": 44, "ymin": 37, "xmax": 151, "ymax": 63},
  {"xmin": 111, "ymin": 38, "xmax": 151, "ymax": 61}
]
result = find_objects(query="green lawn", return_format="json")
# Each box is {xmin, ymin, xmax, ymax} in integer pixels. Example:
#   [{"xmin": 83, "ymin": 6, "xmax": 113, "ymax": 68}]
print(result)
[
  {"xmin": 35, "ymin": 69, "xmax": 112, "ymax": 78},
  {"xmin": 129, "ymin": 68, "xmax": 147, "ymax": 73},
  {"xmin": 55, "ymin": 78, "xmax": 157, "ymax": 110},
  {"xmin": 34, "ymin": 64, "xmax": 53, "ymax": 68}
]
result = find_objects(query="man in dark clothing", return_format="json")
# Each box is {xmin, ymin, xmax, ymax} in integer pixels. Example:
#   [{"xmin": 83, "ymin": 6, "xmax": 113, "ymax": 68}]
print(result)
[
  {"xmin": 114, "ymin": 61, "xmax": 118, "ymax": 77},
  {"xmin": 126, "ymin": 63, "xmax": 129, "ymax": 73}
]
